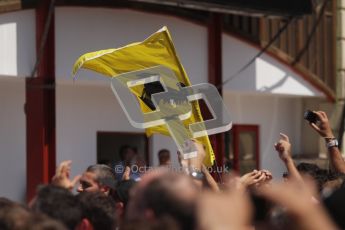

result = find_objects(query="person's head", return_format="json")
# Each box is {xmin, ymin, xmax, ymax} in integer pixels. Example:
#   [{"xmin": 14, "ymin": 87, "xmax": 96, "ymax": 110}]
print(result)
[
  {"xmin": 77, "ymin": 164, "xmax": 117, "ymax": 195},
  {"xmin": 127, "ymin": 170, "xmax": 198, "ymax": 230},
  {"xmin": 77, "ymin": 192, "xmax": 117, "ymax": 230},
  {"xmin": 116, "ymin": 180, "xmax": 136, "ymax": 207},
  {"xmin": 119, "ymin": 145, "xmax": 136, "ymax": 163},
  {"xmin": 297, "ymin": 162, "xmax": 345, "ymax": 192},
  {"xmin": 322, "ymin": 177, "xmax": 345, "ymax": 195},
  {"xmin": 0, "ymin": 203, "xmax": 30, "ymax": 230},
  {"xmin": 121, "ymin": 216, "xmax": 179, "ymax": 230},
  {"xmin": 109, "ymin": 179, "xmax": 137, "ymax": 224},
  {"xmin": 31, "ymin": 185, "xmax": 82, "ymax": 230},
  {"xmin": 158, "ymin": 149, "xmax": 171, "ymax": 166},
  {"xmin": 323, "ymin": 185, "xmax": 345, "ymax": 229},
  {"xmin": 25, "ymin": 213, "xmax": 68, "ymax": 230},
  {"xmin": 296, "ymin": 162, "xmax": 320, "ymax": 176},
  {"xmin": 0, "ymin": 197, "xmax": 14, "ymax": 210}
]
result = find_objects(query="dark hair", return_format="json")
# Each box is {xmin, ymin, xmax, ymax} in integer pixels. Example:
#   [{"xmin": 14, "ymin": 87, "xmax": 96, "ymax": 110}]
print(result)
[
  {"xmin": 0, "ymin": 204, "xmax": 30, "ymax": 230},
  {"xmin": 296, "ymin": 162, "xmax": 321, "ymax": 175},
  {"xmin": 25, "ymin": 213, "xmax": 68, "ymax": 230},
  {"xmin": 121, "ymin": 216, "xmax": 179, "ymax": 230},
  {"xmin": 158, "ymin": 149, "xmax": 170, "ymax": 164},
  {"xmin": 140, "ymin": 173, "xmax": 197, "ymax": 230},
  {"xmin": 297, "ymin": 162, "xmax": 345, "ymax": 192},
  {"xmin": 77, "ymin": 192, "xmax": 116, "ymax": 230},
  {"xmin": 119, "ymin": 145, "xmax": 135, "ymax": 161},
  {"xmin": 116, "ymin": 180, "xmax": 136, "ymax": 206},
  {"xmin": 323, "ymin": 185, "xmax": 345, "ymax": 229},
  {"xmin": 86, "ymin": 164, "xmax": 117, "ymax": 189},
  {"xmin": 31, "ymin": 185, "xmax": 82, "ymax": 230},
  {"xmin": 0, "ymin": 197, "xmax": 14, "ymax": 210}
]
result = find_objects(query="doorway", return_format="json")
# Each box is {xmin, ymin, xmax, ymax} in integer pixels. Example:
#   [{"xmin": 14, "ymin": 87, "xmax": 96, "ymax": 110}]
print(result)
[{"xmin": 225, "ymin": 125, "xmax": 260, "ymax": 174}]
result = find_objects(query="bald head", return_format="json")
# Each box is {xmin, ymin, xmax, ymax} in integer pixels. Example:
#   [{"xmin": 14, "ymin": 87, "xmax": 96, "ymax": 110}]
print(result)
[{"xmin": 126, "ymin": 169, "xmax": 198, "ymax": 230}]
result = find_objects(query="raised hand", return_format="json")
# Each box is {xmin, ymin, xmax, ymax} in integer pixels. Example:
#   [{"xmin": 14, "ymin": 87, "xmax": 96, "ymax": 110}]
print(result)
[
  {"xmin": 308, "ymin": 111, "xmax": 334, "ymax": 138},
  {"xmin": 274, "ymin": 133, "xmax": 292, "ymax": 163},
  {"xmin": 306, "ymin": 111, "xmax": 345, "ymax": 173},
  {"xmin": 240, "ymin": 169, "xmax": 272, "ymax": 188},
  {"xmin": 122, "ymin": 166, "xmax": 131, "ymax": 181},
  {"xmin": 274, "ymin": 133, "xmax": 305, "ymax": 183},
  {"xmin": 178, "ymin": 139, "xmax": 206, "ymax": 171},
  {"xmin": 51, "ymin": 160, "xmax": 81, "ymax": 191}
]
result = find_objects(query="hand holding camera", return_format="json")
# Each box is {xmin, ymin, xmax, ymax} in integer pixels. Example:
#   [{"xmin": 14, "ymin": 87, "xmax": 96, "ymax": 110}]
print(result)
[{"xmin": 304, "ymin": 110, "xmax": 334, "ymax": 138}]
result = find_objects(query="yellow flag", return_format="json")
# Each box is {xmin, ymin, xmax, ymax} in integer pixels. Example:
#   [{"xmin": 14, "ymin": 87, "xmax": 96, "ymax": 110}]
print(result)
[{"xmin": 72, "ymin": 27, "xmax": 215, "ymax": 166}]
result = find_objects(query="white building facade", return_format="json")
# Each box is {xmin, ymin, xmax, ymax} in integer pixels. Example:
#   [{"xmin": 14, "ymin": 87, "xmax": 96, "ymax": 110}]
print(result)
[{"xmin": 0, "ymin": 7, "xmax": 328, "ymax": 202}]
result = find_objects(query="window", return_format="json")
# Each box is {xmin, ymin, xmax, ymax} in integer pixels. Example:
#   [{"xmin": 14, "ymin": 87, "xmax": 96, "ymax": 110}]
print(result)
[{"xmin": 97, "ymin": 132, "xmax": 149, "ymax": 166}]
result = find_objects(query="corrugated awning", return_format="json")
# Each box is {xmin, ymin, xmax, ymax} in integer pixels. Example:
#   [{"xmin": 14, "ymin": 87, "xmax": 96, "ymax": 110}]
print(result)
[
  {"xmin": 126, "ymin": 0, "xmax": 313, "ymax": 17},
  {"xmin": 1, "ymin": 0, "xmax": 312, "ymax": 17}
]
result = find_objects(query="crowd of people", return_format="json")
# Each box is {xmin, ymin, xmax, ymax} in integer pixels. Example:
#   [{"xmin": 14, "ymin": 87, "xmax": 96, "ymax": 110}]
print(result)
[{"xmin": 1, "ymin": 110, "xmax": 345, "ymax": 230}]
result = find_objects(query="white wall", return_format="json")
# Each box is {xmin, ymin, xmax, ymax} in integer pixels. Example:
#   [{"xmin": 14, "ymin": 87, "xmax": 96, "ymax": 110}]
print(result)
[
  {"xmin": 0, "ymin": 10, "xmax": 35, "ymax": 200},
  {"xmin": 0, "ymin": 78, "xmax": 26, "ymax": 201},
  {"xmin": 0, "ymin": 6, "xmax": 328, "ymax": 203},
  {"xmin": 55, "ymin": 7, "xmax": 209, "ymax": 176},
  {"xmin": 0, "ymin": 10, "xmax": 35, "ymax": 78},
  {"xmin": 150, "ymin": 134, "xmax": 179, "ymax": 167},
  {"xmin": 223, "ymin": 92, "xmax": 303, "ymax": 179},
  {"xmin": 222, "ymin": 34, "xmax": 324, "ymax": 97},
  {"xmin": 56, "ymin": 82, "xmax": 180, "ymax": 176},
  {"xmin": 56, "ymin": 83, "xmax": 140, "ymax": 177},
  {"xmin": 56, "ymin": 80, "xmax": 306, "ymax": 179},
  {"xmin": 55, "ymin": 7, "xmax": 208, "ymax": 85},
  {"xmin": 54, "ymin": 7, "xmax": 323, "ymax": 179}
]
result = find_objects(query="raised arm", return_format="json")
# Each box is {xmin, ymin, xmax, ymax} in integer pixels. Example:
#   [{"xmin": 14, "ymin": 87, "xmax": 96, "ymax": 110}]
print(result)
[
  {"xmin": 178, "ymin": 139, "xmax": 208, "ymax": 189},
  {"xmin": 308, "ymin": 111, "xmax": 345, "ymax": 173},
  {"xmin": 275, "ymin": 133, "xmax": 303, "ymax": 183},
  {"xmin": 51, "ymin": 160, "xmax": 81, "ymax": 191}
]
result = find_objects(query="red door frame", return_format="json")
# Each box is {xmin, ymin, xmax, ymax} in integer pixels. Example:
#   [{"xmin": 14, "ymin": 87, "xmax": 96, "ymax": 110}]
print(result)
[
  {"xmin": 207, "ymin": 13, "xmax": 224, "ymax": 171},
  {"xmin": 232, "ymin": 124, "xmax": 260, "ymax": 172},
  {"xmin": 26, "ymin": 0, "xmax": 56, "ymax": 202}
]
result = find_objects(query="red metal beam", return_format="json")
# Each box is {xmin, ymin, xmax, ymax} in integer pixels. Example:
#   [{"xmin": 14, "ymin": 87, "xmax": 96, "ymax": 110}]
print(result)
[
  {"xmin": 207, "ymin": 13, "xmax": 224, "ymax": 172},
  {"xmin": 25, "ymin": 0, "xmax": 56, "ymax": 202}
]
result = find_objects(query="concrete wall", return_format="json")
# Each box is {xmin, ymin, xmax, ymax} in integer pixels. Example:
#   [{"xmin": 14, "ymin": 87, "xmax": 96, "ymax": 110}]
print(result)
[
  {"xmin": 223, "ymin": 92, "xmax": 303, "ymax": 178},
  {"xmin": 0, "ymin": 7, "xmax": 328, "ymax": 201},
  {"xmin": 0, "ymin": 10, "xmax": 34, "ymax": 202},
  {"xmin": 56, "ymin": 84, "xmax": 307, "ymax": 180},
  {"xmin": 0, "ymin": 10, "xmax": 35, "ymax": 77},
  {"xmin": 55, "ymin": 7, "xmax": 208, "ymax": 85},
  {"xmin": 221, "ymin": 32, "xmax": 326, "ymax": 178},
  {"xmin": 0, "ymin": 83, "xmax": 310, "ymax": 201},
  {"xmin": 56, "ymin": 83, "xmax": 140, "ymax": 178},
  {"xmin": 222, "ymin": 34, "xmax": 324, "ymax": 97},
  {"xmin": 150, "ymin": 134, "xmax": 179, "ymax": 167},
  {"xmin": 55, "ymin": 7, "xmax": 208, "ymax": 174},
  {"xmin": 0, "ymin": 78, "xmax": 26, "ymax": 201}
]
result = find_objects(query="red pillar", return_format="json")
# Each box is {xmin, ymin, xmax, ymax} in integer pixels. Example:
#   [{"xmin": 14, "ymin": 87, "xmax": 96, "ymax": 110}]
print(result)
[
  {"xmin": 208, "ymin": 13, "xmax": 224, "ymax": 171},
  {"xmin": 25, "ymin": 0, "xmax": 56, "ymax": 202}
]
